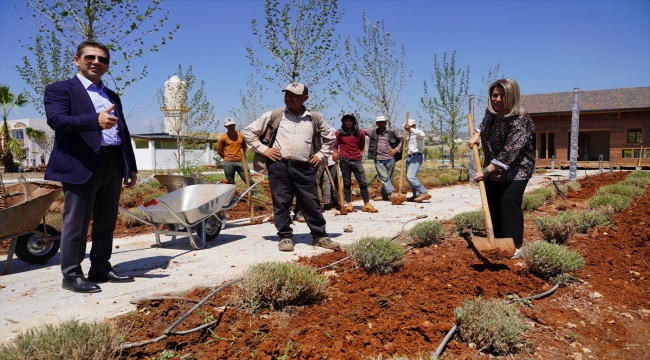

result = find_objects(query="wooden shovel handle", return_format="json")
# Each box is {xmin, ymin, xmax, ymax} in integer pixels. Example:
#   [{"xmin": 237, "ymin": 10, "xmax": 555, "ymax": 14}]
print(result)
[
  {"xmin": 398, "ymin": 111, "xmax": 409, "ymax": 193},
  {"xmin": 468, "ymin": 114, "xmax": 495, "ymax": 244},
  {"xmin": 241, "ymin": 149, "xmax": 254, "ymax": 222}
]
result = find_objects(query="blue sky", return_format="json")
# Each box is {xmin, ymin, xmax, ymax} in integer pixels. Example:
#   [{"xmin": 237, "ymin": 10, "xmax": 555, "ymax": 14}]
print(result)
[{"xmin": 1, "ymin": 0, "xmax": 648, "ymax": 133}]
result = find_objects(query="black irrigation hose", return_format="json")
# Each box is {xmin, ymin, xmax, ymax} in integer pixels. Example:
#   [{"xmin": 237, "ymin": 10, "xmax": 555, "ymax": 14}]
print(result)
[
  {"xmin": 432, "ymin": 279, "xmax": 564, "ymax": 358},
  {"xmin": 121, "ymin": 215, "xmax": 432, "ymax": 350},
  {"xmin": 552, "ymin": 180, "xmax": 566, "ymax": 200}
]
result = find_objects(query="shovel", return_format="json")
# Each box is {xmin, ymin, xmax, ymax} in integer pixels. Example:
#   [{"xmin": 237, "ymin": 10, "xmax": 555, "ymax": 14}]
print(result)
[
  {"xmin": 391, "ymin": 111, "xmax": 409, "ymax": 205},
  {"xmin": 333, "ymin": 161, "xmax": 348, "ymax": 215},
  {"xmin": 324, "ymin": 163, "xmax": 346, "ymax": 215},
  {"xmin": 467, "ymin": 113, "xmax": 517, "ymax": 254}
]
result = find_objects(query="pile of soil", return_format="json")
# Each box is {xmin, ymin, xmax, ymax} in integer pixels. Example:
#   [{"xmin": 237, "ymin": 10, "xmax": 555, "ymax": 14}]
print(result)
[{"xmin": 116, "ymin": 172, "xmax": 650, "ymax": 359}]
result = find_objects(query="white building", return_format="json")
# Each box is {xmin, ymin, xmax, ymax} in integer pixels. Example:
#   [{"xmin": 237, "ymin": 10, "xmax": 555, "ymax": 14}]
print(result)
[
  {"xmin": 6, "ymin": 118, "xmax": 51, "ymax": 167},
  {"xmin": 130, "ymin": 133, "xmax": 218, "ymax": 171}
]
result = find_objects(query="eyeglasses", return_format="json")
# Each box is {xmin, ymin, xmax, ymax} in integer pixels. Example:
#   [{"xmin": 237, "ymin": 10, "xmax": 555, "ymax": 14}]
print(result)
[{"xmin": 82, "ymin": 54, "xmax": 109, "ymax": 65}]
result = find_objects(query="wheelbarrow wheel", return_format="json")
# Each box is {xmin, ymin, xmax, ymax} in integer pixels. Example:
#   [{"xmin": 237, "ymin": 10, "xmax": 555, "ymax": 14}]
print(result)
[
  {"xmin": 14, "ymin": 224, "xmax": 60, "ymax": 264},
  {"xmin": 196, "ymin": 215, "xmax": 223, "ymax": 242}
]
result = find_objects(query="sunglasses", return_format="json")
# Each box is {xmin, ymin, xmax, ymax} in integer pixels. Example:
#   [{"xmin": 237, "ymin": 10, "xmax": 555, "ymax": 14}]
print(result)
[{"xmin": 82, "ymin": 54, "xmax": 109, "ymax": 65}]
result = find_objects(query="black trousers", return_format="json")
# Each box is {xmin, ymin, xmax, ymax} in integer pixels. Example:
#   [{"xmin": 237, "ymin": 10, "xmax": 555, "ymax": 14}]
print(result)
[
  {"xmin": 339, "ymin": 158, "xmax": 369, "ymax": 203},
  {"xmin": 484, "ymin": 178, "xmax": 529, "ymax": 248},
  {"xmin": 223, "ymin": 161, "xmax": 251, "ymax": 185},
  {"xmin": 60, "ymin": 149, "xmax": 123, "ymax": 279},
  {"xmin": 267, "ymin": 159, "xmax": 327, "ymax": 240}
]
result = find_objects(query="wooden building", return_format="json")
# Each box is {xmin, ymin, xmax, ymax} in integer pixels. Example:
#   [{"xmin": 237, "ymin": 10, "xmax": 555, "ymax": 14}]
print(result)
[{"xmin": 521, "ymin": 87, "xmax": 649, "ymax": 169}]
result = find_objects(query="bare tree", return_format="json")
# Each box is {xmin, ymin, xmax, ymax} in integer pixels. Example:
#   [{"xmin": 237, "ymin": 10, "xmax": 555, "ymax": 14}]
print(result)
[
  {"xmin": 474, "ymin": 62, "xmax": 502, "ymax": 123},
  {"xmin": 158, "ymin": 65, "xmax": 216, "ymax": 175},
  {"xmin": 229, "ymin": 75, "xmax": 269, "ymax": 131},
  {"xmin": 338, "ymin": 15, "xmax": 411, "ymax": 127},
  {"xmin": 15, "ymin": 0, "xmax": 180, "ymax": 113},
  {"xmin": 246, "ymin": 0, "xmax": 346, "ymax": 112},
  {"xmin": 420, "ymin": 51, "xmax": 470, "ymax": 168}
]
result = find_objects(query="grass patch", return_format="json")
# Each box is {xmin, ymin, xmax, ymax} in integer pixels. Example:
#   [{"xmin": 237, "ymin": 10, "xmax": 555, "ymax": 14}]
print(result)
[
  {"xmin": 0, "ymin": 319, "xmax": 125, "ymax": 360},
  {"xmin": 347, "ymin": 237, "xmax": 405, "ymax": 274},
  {"xmin": 452, "ymin": 210, "xmax": 485, "ymax": 233},
  {"xmin": 521, "ymin": 193, "xmax": 545, "ymax": 211},
  {"xmin": 627, "ymin": 170, "xmax": 650, "ymax": 179},
  {"xmin": 435, "ymin": 174, "xmax": 455, "ymax": 186},
  {"xmin": 588, "ymin": 193, "xmax": 631, "ymax": 213},
  {"xmin": 408, "ymin": 220, "xmax": 446, "ymax": 247},
  {"xmin": 619, "ymin": 177, "xmax": 649, "ymax": 189},
  {"xmin": 527, "ymin": 187, "xmax": 554, "ymax": 201},
  {"xmin": 522, "ymin": 240, "xmax": 585, "ymax": 279},
  {"xmin": 454, "ymin": 298, "xmax": 529, "ymax": 355},
  {"xmin": 120, "ymin": 208, "xmax": 146, "ymax": 228},
  {"xmin": 534, "ymin": 212, "xmax": 578, "ymax": 243},
  {"xmin": 596, "ymin": 184, "xmax": 644, "ymax": 198},
  {"xmin": 229, "ymin": 262, "xmax": 328, "ymax": 313},
  {"xmin": 142, "ymin": 190, "xmax": 167, "ymax": 204}
]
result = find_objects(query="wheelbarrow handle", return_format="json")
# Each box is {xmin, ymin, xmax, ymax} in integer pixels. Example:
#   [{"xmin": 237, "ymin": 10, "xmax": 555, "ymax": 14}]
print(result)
[{"xmin": 221, "ymin": 181, "xmax": 263, "ymax": 211}]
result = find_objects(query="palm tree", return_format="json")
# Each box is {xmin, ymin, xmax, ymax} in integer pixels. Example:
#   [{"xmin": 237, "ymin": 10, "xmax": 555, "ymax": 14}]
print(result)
[{"xmin": 0, "ymin": 84, "xmax": 29, "ymax": 162}]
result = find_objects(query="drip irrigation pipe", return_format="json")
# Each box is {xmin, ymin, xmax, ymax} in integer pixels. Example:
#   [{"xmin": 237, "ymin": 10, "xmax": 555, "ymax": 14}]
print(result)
[
  {"xmin": 552, "ymin": 180, "xmax": 566, "ymax": 200},
  {"xmin": 432, "ymin": 279, "xmax": 563, "ymax": 358},
  {"xmin": 120, "ymin": 214, "xmax": 432, "ymax": 349}
]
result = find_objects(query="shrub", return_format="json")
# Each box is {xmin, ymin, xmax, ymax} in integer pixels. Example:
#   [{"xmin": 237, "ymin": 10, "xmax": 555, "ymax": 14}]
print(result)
[
  {"xmin": 347, "ymin": 237, "xmax": 404, "ymax": 274},
  {"xmin": 119, "ymin": 189, "xmax": 140, "ymax": 208},
  {"xmin": 627, "ymin": 170, "xmax": 650, "ymax": 179},
  {"xmin": 596, "ymin": 184, "xmax": 644, "ymax": 198},
  {"xmin": 521, "ymin": 193, "xmax": 545, "ymax": 211},
  {"xmin": 573, "ymin": 209, "xmax": 611, "ymax": 233},
  {"xmin": 408, "ymin": 220, "xmax": 446, "ymax": 246},
  {"xmin": 522, "ymin": 240, "xmax": 584, "ymax": 279},
  {"xmin": 527, "ymin": 187, "xmax": 554, "ymax": 201},
  {"xmin": 452, "ymin": 210, "xmax": 485, "ymax": 233},
  {"xmin": 120, "ymin": 208, "xmax": 146, "ymax": 228},
  {"xmin": 436, "ymin": 174, "xmax": 455, "ymax": 186},
  {"xmin": 148, "ymin": 179, "xmax": 161, "ymax": 189},
  {"xmin": 588, "ymin": 193, "xmax": 631, "ymax": 213},
  {"xmin": 620, "ymin": 178, "xmax": 649, "ymax": 189},
  {"xmin": 534, "ymin": 212, "xmax": 578, "ymax": 243},
  {"xmin": 555, "ymin": 181, "xmax": 581, "ymax": 195},
  {"xmin": 0, "ymin": 319, "xmax": 124, "ymax": 360},
  {"xmin": 454, "ymin": 298, "xmax": 529, "ymax": 355},
  {"xmin": 229, "ymin": 262, "xmax": 328, "ymax": 313}
]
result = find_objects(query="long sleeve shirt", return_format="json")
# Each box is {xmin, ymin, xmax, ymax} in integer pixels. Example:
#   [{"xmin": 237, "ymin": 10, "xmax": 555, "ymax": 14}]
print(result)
[
  {"xmin": 406, "ymin": 128, "xmax": 425, "ymax": 155},
  {"xmin": 243, "ymin": 107, "xmax": 334, "ymax": 162},
  {"xmin": 333, "ymin": 130, "xmax": 365, "ymax": 161},
  {"xmin": 478, "ymin": 110, "xmax": 536, "ymax": 181},
  {"xmin": 217, "ymin": 132, "xmax": 246, "ymax": 162}
]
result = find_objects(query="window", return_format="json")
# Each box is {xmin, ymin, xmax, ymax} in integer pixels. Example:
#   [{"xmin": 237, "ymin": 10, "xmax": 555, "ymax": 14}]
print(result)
[
  {"xmin": 627, "ymin": 129, "xmax": 642, "ymax": 143},
  {"xmin": 622, "ymin": 150, "xmax": 633, "ymax": 158},
  {"xmin": 10, "ymin": 129, "xmax": 24, "ymax": 140},
  {"xmin": 534, "ymin": 132, "xmax": 556, "ymax": 160},
  {"xmin": 153, "ymin": 140, "xmax": 177, "ymax": 149},
  {"xmin": 135, "ymin": 140, "xmax": 149, "ymax": 149}
]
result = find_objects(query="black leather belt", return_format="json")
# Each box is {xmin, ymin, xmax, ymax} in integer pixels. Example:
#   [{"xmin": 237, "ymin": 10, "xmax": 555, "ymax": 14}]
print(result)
[
  {"xmin": 100, "ymin": 145, "xmax": 121, "ymax": 152},
  {"xmin": 280, "ymin": 158, "xmax": 310, "ymax": 167},
  {"xmin": 408, "ymin": 152, "xmax": 422, "ymax": 158}
]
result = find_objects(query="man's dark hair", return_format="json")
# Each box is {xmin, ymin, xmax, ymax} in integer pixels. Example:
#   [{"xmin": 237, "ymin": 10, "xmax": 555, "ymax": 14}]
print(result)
[{"xmin": 76, "ymin": 41, "xmax": 110, "ymax": 60}]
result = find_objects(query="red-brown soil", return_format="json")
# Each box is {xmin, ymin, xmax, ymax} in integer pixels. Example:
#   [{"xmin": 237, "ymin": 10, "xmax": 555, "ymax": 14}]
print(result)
[{"xmin": 116, "ymin": 171, "xmax": 650, "ymax": 359}]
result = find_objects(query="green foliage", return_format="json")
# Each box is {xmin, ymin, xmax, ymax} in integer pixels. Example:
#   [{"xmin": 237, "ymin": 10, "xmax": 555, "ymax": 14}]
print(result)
[
  {"xmin": 596, "ymin": 184, "xmax": 644, "ymax": 198},
  {"xmin": 620, "ymin": 177, "xmax": 649, "ymax": 189},
  {"xmin": 627, "ymin": 170, "xmax": 650, "ymax": 179},
  {"xmin": 528, "ymin": 187, "xmax": 555, "ymax": 201},
  {"xmin": 148, "ymin": 179, "xmax": 162, "ymax": 189},
  {"xmin": 0, "ymin": 84, "xmax": 29, "ymax": 159},
  {"xmin": 572, "ymin": 209, "xmax": 611, "ymax": 233},
  {"xmin": 436, "ymin": 173, "xmax": 455, "ymax": 185},
  {"xmin": 420, "ymin": 51, "xmax": 470, "ymax": 169},
  {"xmin": 120, "ymin": 208, "xmax": 145, "ymax": 228},
  {"xmin": 565, "ymin": 330, "xmax": 579, "ymax": 341},
  {"xmin": 143, "ymin": 190, "xmax": 166, "ymax": 204},
  {"xmin": 522, "ymin": 240, "xmax": 585, "ymax": 279},
  {"xmin": 338, "ymin": 14, "xmax": 411, "ymax": 126},
  {"xmin": 347, "ymin": 237, "xmax": 405, "ymax": 274},
  {"xmin": 408, "ymin": 220, "xmax": 446, "ymax": 247},
  {"xmin": 229, "ymin": 262, "xmax": 328, "ymax": 313},
  {"xmin": 556, "ymin": 181, "xmax": 581, "ymax": 194},
  {"xmin": 534, "ymin": 212, "xmax": 578, "ymax": 243},
  {"xmin": 202, "ymin": 173, "xmax": 227, "ymax": 183},
  {"xmin": 454, "ymin": 298, "xmax": 529, "ymax": 355},
  {"xmin": 521, "ymin": 193, "xmax": 545, "ymax": 211},
  {"xmin": 0, "ymin": 319, "xmax": 124, "ymax": 360},
  {"xmin": 17, "ymin": 0, "xmax": 180, "ymax": 98},
  {"xmin": 588, "ymin": 193, "xmax": 631, "ymax": 213},
  {"xmin": 452, "ymin": 210, "xmax": 485, "ymax": 233}
]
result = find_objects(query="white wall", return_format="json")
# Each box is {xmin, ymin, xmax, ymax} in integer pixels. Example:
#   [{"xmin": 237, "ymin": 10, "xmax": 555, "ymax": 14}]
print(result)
[{"xmin": 133, "ymin": 146, "xmax": 217, "ymax": 170}]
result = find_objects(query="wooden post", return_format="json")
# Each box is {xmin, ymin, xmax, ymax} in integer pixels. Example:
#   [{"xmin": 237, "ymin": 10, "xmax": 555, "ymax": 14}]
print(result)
[{"xmin": 241, "ymin": 149, "xmax": 254, "ymax": 222}]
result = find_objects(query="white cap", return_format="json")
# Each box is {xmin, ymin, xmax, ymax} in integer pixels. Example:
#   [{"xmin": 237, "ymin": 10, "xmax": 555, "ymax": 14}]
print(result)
[
  {"xmin": 403, "ymin": 118, "xmax": 416, "ymax": 126},
  {"xmin": 375, "ymin": 115, "xmax": 388, "ymax": 122},
  {"xmin": 224, "ymin": 118, "xmax": 236, "ymax": 126},
  {"xmin": 282, "ymin": 82, "xmax": 308, "ymax": 95}
]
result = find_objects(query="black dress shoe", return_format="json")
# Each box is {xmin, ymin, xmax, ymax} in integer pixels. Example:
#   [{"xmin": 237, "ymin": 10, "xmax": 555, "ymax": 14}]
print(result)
[
  {"xmin": 62, "ymin": 277, "xmax": 101, "ymax": 293},
  {"xmin": 88, "ymin": 270, "xmax": 135, "ymax": 283}
]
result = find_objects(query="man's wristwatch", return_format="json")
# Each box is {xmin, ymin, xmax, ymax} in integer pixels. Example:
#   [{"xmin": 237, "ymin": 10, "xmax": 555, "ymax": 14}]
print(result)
[{"xmin": 482, "ymin": 167, "xmax": 491, "ymax": 175}]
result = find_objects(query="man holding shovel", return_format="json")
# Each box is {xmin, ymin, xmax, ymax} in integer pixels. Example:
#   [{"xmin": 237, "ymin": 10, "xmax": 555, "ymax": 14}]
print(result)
[
  {"xmin": 366, "ymin": 116, "xmax": 403, "ymax": 202},
  {"xmin": 403, "ymin": 118, "xmax": 431, "ymax": 202}
]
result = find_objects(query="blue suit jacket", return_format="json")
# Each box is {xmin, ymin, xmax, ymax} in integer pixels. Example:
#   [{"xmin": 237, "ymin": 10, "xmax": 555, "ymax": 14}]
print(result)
[{"xmin": 44, "ymin": 76, "xmax": 138, "ymax": 184}]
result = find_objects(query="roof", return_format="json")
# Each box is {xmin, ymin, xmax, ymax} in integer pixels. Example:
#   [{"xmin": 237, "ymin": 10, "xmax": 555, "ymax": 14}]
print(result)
[
  {"xmin": 130, "ymin": 132, "xmax": 219, "ymax": 142},
  {"xmin": 521, "ymin": 87, "xmax": 650, "ymax": 114}
]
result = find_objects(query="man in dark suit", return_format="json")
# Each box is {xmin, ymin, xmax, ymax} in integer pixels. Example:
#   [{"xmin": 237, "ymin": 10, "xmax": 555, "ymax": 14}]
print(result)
[{"xmin": 44, "ymin": 41, "xmax": 138, "ymax": 293}]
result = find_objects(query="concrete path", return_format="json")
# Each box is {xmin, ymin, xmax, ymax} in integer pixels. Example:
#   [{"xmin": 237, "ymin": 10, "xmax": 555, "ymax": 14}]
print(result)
[{"xmin": 0, "ymin": 170, "xmax": 596, "ymax": 343}]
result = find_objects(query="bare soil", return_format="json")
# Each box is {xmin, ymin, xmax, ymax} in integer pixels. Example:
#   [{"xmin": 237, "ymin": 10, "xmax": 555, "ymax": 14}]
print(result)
[{"xmin": 114, "ymin": 171, "xmax": 650, "ymax": 359}]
